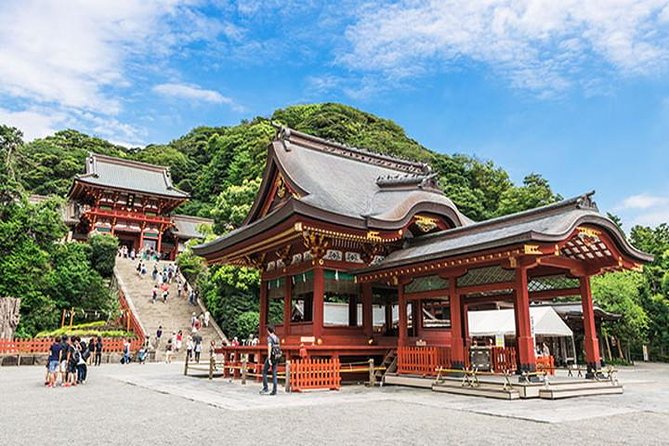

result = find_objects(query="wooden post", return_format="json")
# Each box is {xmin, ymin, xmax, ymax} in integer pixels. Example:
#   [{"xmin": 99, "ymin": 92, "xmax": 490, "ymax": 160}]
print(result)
[
  {"xmin": 514, "ymin": 267, "xmax": 536, "ymax": 374},
  {"xmin": 285, "ymin": 359, "xmax": 291, "ymax": 393},
  {"xmin": 184, "ymin": 349, "xmax": 190, "ymax": 376},
  {"xmin": 312, "ymin": 265, "xmax": 325, "ymax": 341},
  {"xmin": 398, "ymin": 284, "xmax": 407, "ymax": 347},
  {"xmin": 284, "ymin": 274, "xmax": 292, "ymax": 336},
  {"xmin": 60, "ymin": 309, "xmax": 66, "ymax": 328},
  {"xmin": 449, "ymin": 277, "xmax": 465, "ymax": 369},
  {"xmin": 368, "ymin": 358, "xmax": 375, "ymax": 386},
  {"xmin": 208, "ymin": 349, "xmax": 214, "ymax": 380},
  {"xmin": 580, "ymin": 276, "xmax": 601, "ymax": 378},
  {"xmin": 259, "ymin": 280, "xmax": 268, "ymax": 341},
  {"xmin": 362, "ymin": 283, "xmax": 373, "ymax": 337},
  {"xmin": 241, "ymin": 356, "xmax": 247, "ymax": 384}
]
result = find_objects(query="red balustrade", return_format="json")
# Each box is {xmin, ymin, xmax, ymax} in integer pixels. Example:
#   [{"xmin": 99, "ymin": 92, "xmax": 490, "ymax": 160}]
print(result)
[
  {"xmin": 397, "ymin": 346, "xmax": 452, "ymax": 376},
  {"xmin": 291, "ymin": 357, "xmax": 341, "ymax": 392}
]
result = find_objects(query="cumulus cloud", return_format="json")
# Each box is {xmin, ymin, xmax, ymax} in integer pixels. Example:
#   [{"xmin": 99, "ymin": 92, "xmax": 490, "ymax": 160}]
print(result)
[
  {"xmin": 153, "ymin": 83, "xmax": 238, "ymax": 107},
  {"xmin": 0, "ymin": 0, "xmax": 237, "ymax": 141},
  {"xmin": 341, "ymin": 0, "xmax": 669, "ymax": 96},
  {"xmin": 616, "ymin": 193, "xmax": 669, "ymax": 227}
]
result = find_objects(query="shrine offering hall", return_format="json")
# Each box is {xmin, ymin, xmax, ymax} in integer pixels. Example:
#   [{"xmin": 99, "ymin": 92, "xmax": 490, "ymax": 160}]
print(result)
[{"xmin": 193, "ymin": 127, "xmax": 651, "ymax": 380}]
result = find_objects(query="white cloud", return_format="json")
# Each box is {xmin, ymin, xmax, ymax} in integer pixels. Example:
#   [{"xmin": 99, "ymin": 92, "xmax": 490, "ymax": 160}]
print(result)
[
  {"xmin": 616, "ymin": 193, "xmax": 669, "ymax": 228},
  {"xmin": 0, "ymin": 0, "xmax": 238, "ymax": 142},
  {"xmin": 153, "ymin": 83, "xmax": 238, "ymax": 107},
  {"xmin": 341, "ymin": 0, "xmax": 669, "ymax": 96},
  {"xmin": 618, "ymin": 194, "xmax": 669, "ymax": 210}
]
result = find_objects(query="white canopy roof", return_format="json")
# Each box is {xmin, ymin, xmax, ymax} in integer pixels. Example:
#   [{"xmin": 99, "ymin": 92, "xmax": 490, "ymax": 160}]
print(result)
[{"xmin": 467, "ymin": 307, "xmax": 573, "ymax": 338}]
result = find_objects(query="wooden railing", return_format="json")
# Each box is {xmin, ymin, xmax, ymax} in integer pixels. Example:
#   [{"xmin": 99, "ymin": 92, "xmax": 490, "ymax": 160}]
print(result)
[
  {"xmin": 397, "ymin": 346, "xmax": 452, "ymax": 376},
  {"xmin": 536, "ymin": 355, "xmax": 555, "ymax": 375},
  {"xmin": 0, "ymin": 337, "xmax": 139, "ymax": 354},
  {"xmin": 118, "ymin": 287, "xmax": 145, "ymax": 344},
  {"xmin": 490, "ymin": 347, "xmax": 517, "ymax": 373},
  {"xmin": 291, "ymin": 357, "xmax": 341, "ymax": 392}
]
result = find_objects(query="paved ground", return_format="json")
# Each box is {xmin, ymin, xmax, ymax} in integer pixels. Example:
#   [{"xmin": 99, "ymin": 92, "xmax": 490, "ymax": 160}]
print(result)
[{"xmin": 1, "ymin": 362, "xmax": 668, "ymax": 445}]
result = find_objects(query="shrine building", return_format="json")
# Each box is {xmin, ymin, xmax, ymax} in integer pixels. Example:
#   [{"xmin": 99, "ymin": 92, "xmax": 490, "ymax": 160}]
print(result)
[
  {"xmin": 193, "ymin": 127, "xmax": 651, "ymax": 378},
  {"xmin": 67, "ymin": 154, "xmax": 212, "ymax": 259}
]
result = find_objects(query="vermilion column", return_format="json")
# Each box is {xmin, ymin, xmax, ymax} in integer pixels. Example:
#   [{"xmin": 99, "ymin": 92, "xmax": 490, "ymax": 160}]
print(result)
[
  {"xmin": 312, "ymin": 266, "xmax": 324, "ymax": 341},
  {"xmin": 362, "ymin": 283, "xmax": 373, "ymax": 337},
  {"xmin": 449, "ymin": 277, "xmax": 465, "ymax": 369},
  {"xmin": 283, "ymin": 274, "xmax": 292, "ymax": 337},
  {"xmin": 398, "ymin": 283, "xmax": 407, "ymax": 347},
  {"xmin": 580, "ymin": 276, "xmax": 601, "ymax": 378},
  {"xmin": 514, "ymin": 267, "xmax": 536, "ymax": 373},
  {"xmin": 259, "ymin": 280, "xmax": 267, "ymax": 338}
]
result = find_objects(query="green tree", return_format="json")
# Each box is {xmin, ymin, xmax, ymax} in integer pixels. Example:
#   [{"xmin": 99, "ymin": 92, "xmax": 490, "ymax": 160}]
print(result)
[
  {"xmin": 89, "ymin": 234, "xmax": 119, "ymax": 278},
  {"xmin": 496, "ymin": 173, "xmax": 562, "ymax": 216},
  {"xmin": 211, "ymin": 177, "xmax": 261, "ymax": 232}
]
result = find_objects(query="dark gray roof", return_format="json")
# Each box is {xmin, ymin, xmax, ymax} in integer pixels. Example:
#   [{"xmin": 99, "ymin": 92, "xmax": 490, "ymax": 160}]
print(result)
[
  {"xmin": 172, "ymin": 215, "xmax": 214, "ymax": 239},
  {"xmin": 75, "ymin": 154, "xmax": 189, "ymax": 199},
  {"xmin": 264, "ymin": 127, "xmax": 472, "ymax": 227},
  {"xmin": 358, "ymin": 193, "xmax": 652, "ymax": 272}
]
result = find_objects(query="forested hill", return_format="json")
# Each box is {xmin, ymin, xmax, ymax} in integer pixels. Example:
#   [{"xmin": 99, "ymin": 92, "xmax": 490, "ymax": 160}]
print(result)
[{"xmin": 12, "ymin": 103, "xmax": 561, "ymax": 229}]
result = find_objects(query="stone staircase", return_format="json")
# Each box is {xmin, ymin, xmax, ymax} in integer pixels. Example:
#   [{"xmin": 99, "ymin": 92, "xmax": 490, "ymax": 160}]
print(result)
[{"xmin": 114, "ymin": 257, "xmax": 225, "ymax": 359}]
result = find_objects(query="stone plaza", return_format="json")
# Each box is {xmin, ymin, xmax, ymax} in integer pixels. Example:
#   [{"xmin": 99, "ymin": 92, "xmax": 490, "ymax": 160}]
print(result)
[{"xmin": 1, "ymin": 362, "xmax": 668, "ymax": 445}]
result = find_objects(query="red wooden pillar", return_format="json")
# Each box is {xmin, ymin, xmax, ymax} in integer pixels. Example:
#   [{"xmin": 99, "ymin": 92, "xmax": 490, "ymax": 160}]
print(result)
[
  {"xmin": 284, "ymin": 274, "xmax": 292, "ymax": 337},
  {"xmin": 449, "ymin": 277, "xmax": 465, "ymax": 369},
  {"xmin": 398, "ymin": 283, "xmax": 407, "ymax": 347},
  {"xmin": 312, "ymin": 266, "xmax": 324, "ymax": 341},
  {"xmin": 348, "ymin": 293, "xmax": 358, "ymax": 327},
  {"xmin": 514, "ymin": 266, "xmax": 536, "ymax": 373},
  {"xmin": 362, "ymin": 283, "xmax": 373, "ymax": 337},
  {"xmin": 259, "ymin": 280, "xmax": 268, "ymax": 338},
  {"xmin": 580, "ymin": 276, "xmax": 601, "ymax": 378},
  {"xmin": 156, "ymin": 232, "xmax": 162, "ymax": 254},
  {"xmin": 411, "ymin": 300, "xmax": 420, "ymax": 339}
]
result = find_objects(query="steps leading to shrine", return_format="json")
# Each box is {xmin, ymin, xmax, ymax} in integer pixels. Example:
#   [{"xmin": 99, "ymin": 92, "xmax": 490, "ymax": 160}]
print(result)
[{"xmin": 114, "ymin": 257, "xmax": 225, "ymax": 358}]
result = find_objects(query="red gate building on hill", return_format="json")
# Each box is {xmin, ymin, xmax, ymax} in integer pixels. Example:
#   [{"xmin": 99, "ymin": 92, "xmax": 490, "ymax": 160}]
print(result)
[
  {"xmin": 193, "ymin": 127, "xmax": 651, "ymax": 378},
  {"xmin": 67, "ymin": 154, "xmax": 212, "ymax": 260}
]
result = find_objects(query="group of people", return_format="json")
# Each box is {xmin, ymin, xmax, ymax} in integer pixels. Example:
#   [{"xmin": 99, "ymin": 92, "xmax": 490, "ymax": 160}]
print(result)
[
  {"xmin": 46, "ymin": 335, "xmax": 103, "ymax": 388},
  {"xmin": 118, "ymin": 244, "xmax": 162, "ymax": 262}
]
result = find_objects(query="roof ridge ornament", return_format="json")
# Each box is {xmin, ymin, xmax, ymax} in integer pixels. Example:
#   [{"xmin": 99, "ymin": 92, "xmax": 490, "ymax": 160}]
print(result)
[{"xmin": 576, "ymin": 191, "xmax": 598, "ymax": 210}]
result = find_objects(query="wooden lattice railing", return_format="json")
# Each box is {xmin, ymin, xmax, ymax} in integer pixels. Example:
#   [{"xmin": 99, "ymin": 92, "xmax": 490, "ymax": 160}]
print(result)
[
  {"xmin": 489, "ymin": 347, "xmax": 517, "ymax": 373},
  {"xmin": 291, "ymin": 357, "xmax": 341, "ymax": 392},
  {"xmin": 397, "ymin": 346, "xmax": 452, "ymax": 376}
]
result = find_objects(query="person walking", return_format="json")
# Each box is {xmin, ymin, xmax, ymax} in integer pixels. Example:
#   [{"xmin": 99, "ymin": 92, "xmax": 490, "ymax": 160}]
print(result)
[
  {"xmin": 94, "ymin": 336, "xmax": 103, "ymax": 366},
  {"xmin": 194, "ymin": 340, "xmax": 202, "ymax": 363},
  {"xmin": 156, "ymin": 326, "xmax": 163, "ymax": 349},
  {"xmin": 186, "ymin": 336, "xmax": 194, "ymax": 361},
  {"xmin": 165, "ymin": 339, "xmax": 173, "ymax": 364},
  {"xmin": 47, "ymin": 337, "xmax": 62, "ymax": 387},
  {"xmin": 151, "ymin": 285, "xmax": 158, "ymax": 304},
  {"xmin": 77, "ymin": 339, "xmax": 89, "ymax": 384},
  {"xmin": 175, "ymin": 330, "xmax": 183, "ymax": 353},
  {"xmin": 260, "ymin": 325, "xmax": 281, "ymax": 396}
]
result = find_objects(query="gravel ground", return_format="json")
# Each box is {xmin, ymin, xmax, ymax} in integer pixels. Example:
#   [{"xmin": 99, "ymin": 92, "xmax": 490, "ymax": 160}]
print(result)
[{"xmin": 1, "ymin": 362, "xmax": 668, "ymax": 446}]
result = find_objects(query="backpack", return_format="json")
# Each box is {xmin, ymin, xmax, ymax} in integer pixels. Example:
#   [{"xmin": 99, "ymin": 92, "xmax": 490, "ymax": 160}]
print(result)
[
  {"xmin": 71, "ymin": 348, "xmax": 81, "ymax": 364},
  {"xmin": 82, "ymin": 348, "xmax": 91, "ymax": 361},
  {"xmin": 270, "ymin": 336, "xmax": 282, "ymax": 361}
]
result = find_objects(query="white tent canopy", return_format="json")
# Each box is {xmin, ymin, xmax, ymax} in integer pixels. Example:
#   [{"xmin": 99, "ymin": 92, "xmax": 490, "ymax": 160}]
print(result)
[{"xmin": 467, "ymin": 307, "xmax": 573, "ymax": 338}]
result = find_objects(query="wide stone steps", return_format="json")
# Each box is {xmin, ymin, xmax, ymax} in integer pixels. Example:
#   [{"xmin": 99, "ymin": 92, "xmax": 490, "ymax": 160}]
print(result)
[{"xmin": 115, "ymin": 258, "xmax": 223, "ymax": 357}]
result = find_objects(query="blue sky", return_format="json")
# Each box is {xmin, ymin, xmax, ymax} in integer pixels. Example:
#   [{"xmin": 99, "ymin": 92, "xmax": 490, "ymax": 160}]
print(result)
[{"xmin": 2, "ymin": 1, "xmax": 669, "ymax": 229}]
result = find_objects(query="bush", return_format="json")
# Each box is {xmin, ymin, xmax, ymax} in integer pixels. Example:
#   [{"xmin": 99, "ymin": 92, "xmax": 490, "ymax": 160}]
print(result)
[
  {"xmin": 89, "ymin": 234, "xmax": 119, "ymax": 278},
  {"xmin": 236, "ymin": 311, "xmax": 259, "ymax": 339}
]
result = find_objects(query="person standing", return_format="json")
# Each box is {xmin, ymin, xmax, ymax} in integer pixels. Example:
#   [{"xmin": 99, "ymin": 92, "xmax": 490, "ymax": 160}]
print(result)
[
  {"xmin": 203, "ymin": 311, "xmax": 210, "ymax": 328},
  {"xmin": 156, "ymin": 326, "xmax": 163, "ymax": 349},
  {"xmin": 260, "ymin": 325, "xmax": 281, "ymax": 396},
  {"xmin": 175, "ymin": 330, "xmax": 183, "ymax": 353},
  {"xmin": 194, "ymin": 340, "xmax": 202, "ymax": 363},
  {"xmin": 94, "ymin": 336, "xmax": 103, "ymax": 366},
  {"xmin": 165, "ymin": 338, "xmax": 173, "ymax": 364},
  {"xmin": 122, "ymin": 339, "xmax": 131, "ymax": 364},
  {"xmin": 186, "ymin": 336, "xmax": 194, "ymax": 361},
  {"xmin": 47, "ymin": 337, "xmax": 62, "ymax": 388},
  {"xmin": 77, "ymin": 339, "xmax": 89, "ymax": 384}
]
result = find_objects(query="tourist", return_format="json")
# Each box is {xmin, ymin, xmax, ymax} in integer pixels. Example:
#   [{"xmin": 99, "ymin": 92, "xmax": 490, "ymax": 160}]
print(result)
[
  {"xmin": 59, "ymin": 335, "xmax": 69, "ymax": 385},
  {"xmin": 130, "ymin": 248, "xmax": 136, "ymax": 260},
  {"xmin": 542, "ymin": 342, "xmax": 551, "ymax": 357},
  {"xmin": 177, "ymin": 282, "xmax": 182, "ymax": 298},
  {"xmin": 136, "ymin": 260, "xmax": 142, "ymax": 275},
  {"xmin": 260, "ymin": 325, "xmax": 281, "ymax": 396},
  {"xmin": 251, "ymin": 335, "xmax": 259, "ymax": 346},
  {"xmin": 165, "ymin": 338, "xmax": 173, "ymax": 364},
  {"xmin": 204, "ymin": 310, "xmax": 210, "ymax": 328},
  {"xmin": 152, "ymin": 284, "xmax": 158, "ymax": 304},
  {"xmin": 186, "ymin": 336, "xmax": 194, "ymax": 361},
  {"xmin": 47, "ymin": 337, "xmax": 61, "ymax": 387},
  {"xmin": 77, "ymin": 339, "xmax": 89, "ymax": 384},
  {"xmin": 122, "ymin": 338, "xmax": 131, "ymax": 364},
  {"xmin": 152, "ymin": 265, "xmax": 158, "ymax": 282},
  {"xmin": 161, "ymin": 282, "xmax": 169, "ymax": 303},
  {"xmin": 140, "ymin": 263, "xmax": 147, "ymax": 278},
  {"xmin": 190, "ymin": 312, "xmax": 197, "ymax": 328},
  {"xmin": 94, "ymin": 336, "xmax": 103, "ymax": 366},
  {"xmin": 231, "ymin": 337, "xmax": 239, "ymax": 347},
  {"xmin": 175, "ymin": 330, "xmax": 183, "ymax": 352},
  {"xmin": 194, "ymin": 340, "xmax": 202, "ymax": 363},
  {"xmin": 66, "ymin": 337, "xmax": 78, "ymax": 387},
  {"xmin": 156, "ymin": 325, "xmax": 163, "ymax": 348}
]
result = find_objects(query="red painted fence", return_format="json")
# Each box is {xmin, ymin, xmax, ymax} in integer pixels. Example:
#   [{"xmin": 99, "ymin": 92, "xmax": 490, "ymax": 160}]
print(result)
[
  {"xmin": 490, "ymin": 347, "xmax": 517, "ymax": 373},
  {"xmin": 536, "ymin": 355, "xmax": 555, "ymax": 375},
  {"xmin": 397, "ymin": 346, "xmax": 452, "ymax": 376},
  {"xmin": 290, "ymin": 357, "xmax": 341, "ymax": 392},
  {"xmin": 0, "ymin": 337, "xmax": 141, "ymax": 354}
]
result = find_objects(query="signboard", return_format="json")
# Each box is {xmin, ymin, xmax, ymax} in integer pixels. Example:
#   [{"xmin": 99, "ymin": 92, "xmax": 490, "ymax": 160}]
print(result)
[
  {"xmin": 300, "ymin": 336, "xmax": 316, "ymax": 344},
  {"xmin": 495, "ymin": 333, "xmax": 505, "ymax": 348}
]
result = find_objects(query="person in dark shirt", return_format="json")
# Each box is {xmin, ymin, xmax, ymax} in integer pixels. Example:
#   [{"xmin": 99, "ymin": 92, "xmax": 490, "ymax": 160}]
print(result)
[
  {"xmin": 47, "ymin": 338, "xmax": 61, "ymax": 387},
  {"xmin": 59, "ymin": 336, "xmax": 69, "ymax": 385},
  {"xmin": 94, "ymin": 336, "xmax": 103, "ymax": 366}
]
